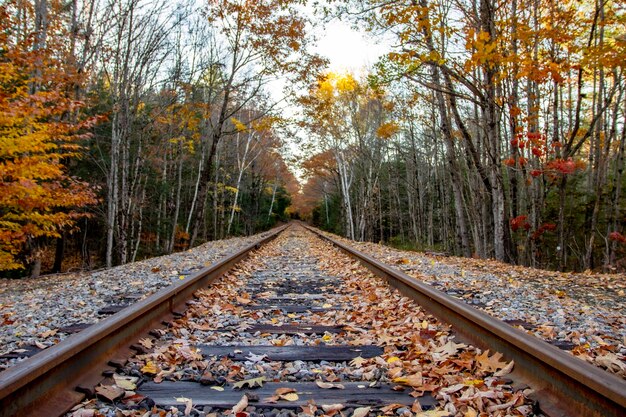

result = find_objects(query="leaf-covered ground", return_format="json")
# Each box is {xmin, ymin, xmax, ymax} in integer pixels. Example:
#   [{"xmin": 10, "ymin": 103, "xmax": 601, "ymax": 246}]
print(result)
[
  {"xmin": 0, "ymin": 231, "xmax": 275, "ymax": 370},
  {"xmin": 316, "ymin": 230, "xmax": 626, "ymax": 379},
  {"xmin": 70, "ymin": 225, "xmax": 537, "ymax": 417}
]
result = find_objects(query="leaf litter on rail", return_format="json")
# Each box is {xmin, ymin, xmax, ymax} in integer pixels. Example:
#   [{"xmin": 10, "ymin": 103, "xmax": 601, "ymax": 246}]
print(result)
[
  {"xmin": 326, "ymin": 232, "xmax": 626, "ymax": 379},
  {"xmin": 68, "ymin": 227, "xmax": 537, "ymax": 417}
]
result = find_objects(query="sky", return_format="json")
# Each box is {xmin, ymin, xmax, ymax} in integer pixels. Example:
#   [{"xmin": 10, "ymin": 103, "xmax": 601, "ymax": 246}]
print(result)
[
  {"xmin": 272, "ymin": 15, "xmax": 391, "ymax": 182},
  {"xmin": 314, "ymin": 20, "xmax": 388, "ymax": 74}
]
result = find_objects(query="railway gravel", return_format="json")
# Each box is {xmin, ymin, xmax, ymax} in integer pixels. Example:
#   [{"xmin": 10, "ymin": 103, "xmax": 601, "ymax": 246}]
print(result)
[
  {"xmin": 69, "ymin": 225, "xmax": 537, "ymax": 417},
  {"xmin": 0, "ymin": 231, "xmax": 275, "ymax": 370},
  {"xmin": 316, "ymin": 230, "xmax": 626, "ymax": 379}
]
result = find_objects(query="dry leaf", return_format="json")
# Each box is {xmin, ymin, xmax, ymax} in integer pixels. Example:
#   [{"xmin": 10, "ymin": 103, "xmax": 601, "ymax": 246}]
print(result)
[
  {"xmin": 415, "ymin": 410, "xmax": 450, "ymax": 417},
  {"xmin": 316, "ymin": 381, "xmax": 345, "ymax": 389},
  {"xmin": 232, "ymin": 394, "xmax": 248, "ymax": 414},
  {"xmin": 301, "ymin": 402, "xmax": 318, "ymax": 415},
  {"xmin": 275, "ymin": 387, "xmax": 296, "ymax": 395},
  {"xmin": 322, "ymin": 404, "xmax": 344, "ymax": 415},
  {"xmin": 233, "ymin": 376, "xmax": 266, "ymax": 389},
  {"xmin": 140, "ymin": 361, "xmax": 159, "ymax": 375},
  {"xmin": 393, "ymin": 373, "xmax": 422, "ymax": 387},
  {"xmin": 494, "ymin": 360, "xmax": 515, "ymax": 377},
  {"xmin": 350, "ymin": 356, "xmax": 367, "ymax": 367},
  {"xmin": 113, "ymin": 374, "xmax": 137, "ymax": 390},
  {"xmin": 71, "ymin": 410, "xmax": 95, "ymax": 417},
  {"xmin": 281, "ymin": 392, "xmax": 299, "ymax": 401},
  {"xmin": 176, "ymin": 397, "xmax": 193, "ymax": 416},
  {"xmin": 352, "ymin": 406, "xmax": 371, "ymax": 417},
  {"xmin": 95, "ymin": 385, "xmax": 124, "ymax": 402},
  {"xmin": 476, "ymin": 350, "xmax": 507, "ymax": 372}
]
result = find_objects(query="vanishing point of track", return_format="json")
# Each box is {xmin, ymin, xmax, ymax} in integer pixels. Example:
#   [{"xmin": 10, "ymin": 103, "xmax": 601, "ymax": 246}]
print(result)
[{"xmin": 0, "ymin": 223, "xmax": 624, "ymax": 417}]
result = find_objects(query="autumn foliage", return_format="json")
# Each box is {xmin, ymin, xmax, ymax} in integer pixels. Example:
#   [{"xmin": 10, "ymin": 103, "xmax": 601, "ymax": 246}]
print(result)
[{"xmin": 0, "ymin": 3, "xmax": 97, "ymax": 271}]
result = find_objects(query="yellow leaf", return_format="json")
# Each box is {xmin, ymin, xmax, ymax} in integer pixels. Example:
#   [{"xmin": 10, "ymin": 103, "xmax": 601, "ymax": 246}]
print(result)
[
  {"xmin": 282, "ymin": 392, "xmax": 299, "ymax": 401},
  {"xmin": 140, "ymin": 361, "xmax": 159, "ymax": 375},
  {"xmin": 387, "ymin": 356, "xmax": 401, "ymax": 364},
  {"xmin": 322, "ymin": 334, "xmax": 332, "ymax": 342}
]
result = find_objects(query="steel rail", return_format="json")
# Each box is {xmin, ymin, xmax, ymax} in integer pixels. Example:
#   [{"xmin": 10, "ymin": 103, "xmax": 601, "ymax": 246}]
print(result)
[
  {"xmin": 0, "ymin": 224, "xmax": 288, "ymax": 417},
  {"xmin": 304, "ymin": 225, "xmax": 626, "ymax": 417}
]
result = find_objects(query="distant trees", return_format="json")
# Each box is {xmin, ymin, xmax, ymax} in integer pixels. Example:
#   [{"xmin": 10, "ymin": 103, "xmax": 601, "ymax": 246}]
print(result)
[
  {"xmin": 0, "ymin": 0, "xmax": 314, "ymax": 276},
  {"xmin": 299, "ymin": 0, "xmax": 626, "ymax": 272}
]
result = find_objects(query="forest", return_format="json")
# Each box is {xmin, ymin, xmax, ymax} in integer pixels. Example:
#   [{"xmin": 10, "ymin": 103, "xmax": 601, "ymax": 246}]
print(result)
[{"xmin": 1, "ymin": 0, "xmax": 625, "ymax": 277}]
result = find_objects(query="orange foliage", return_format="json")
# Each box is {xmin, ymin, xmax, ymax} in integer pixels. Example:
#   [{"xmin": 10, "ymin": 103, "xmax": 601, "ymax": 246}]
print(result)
[{"xmin": 0, "ymin": 3, "xmax": 98, "ymax": 270}]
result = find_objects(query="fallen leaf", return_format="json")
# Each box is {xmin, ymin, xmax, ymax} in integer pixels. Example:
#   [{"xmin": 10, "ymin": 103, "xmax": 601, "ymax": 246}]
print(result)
[
  {"xmin": 71, "ymin": 410, "xmax": 95, "ymax": 417},
  {"xmin": 386, "ymin": 356, "xmax": 401, "ymax": 364},
  {"xmin": 436, "ymin": 340, "xmax": 467, "ymax": 356},
  {"xmin": 350, "ymin": 356, "xmax": 367, "ymax": 367},
  {"xmin": 301, "ymin": 402, "xmax": 318, "ymax": 415},
  {"xmin": 113, "ymin": 374, "xmax": 137, "ymax": 390},
  {"xmin": 475, "ymin": 350, "xmax": 507, "ymax": 372},
  {"xmin": 210, "ymin": 386, "xmax": 225, "ymax": 391},
  {"xmin": 281, "ymin": 392, "xmax": 299, "ymax": 401},
  {"xmin": 493, "ymin": 360, "xmax": 514, "ymax": 377},
  {"xmin": 275, "ymin": 387, "xmax": 297, "ymax": 395},
  {"xmin": 95, "ymin": 385, "xmax": 124, "ymax": 402},
  {"xmin": 322, "ymin": 404, "xmax": 344, "ymax": 416},
  {"xmin": 176, "ymin": 397, "xmax": 193, "ymax": 416},
  {"xmin": 316, "ymin": 381, "xmax": 345, "ymax": 389},
  {"xmin": 140, "ymin": 361, "xmax": 159, "ymax": 375},
  {"xmin": 139, "ymin": 338, "xmax": 153, "ymax": 349},
  {"xmin": 351, "ymin": 407, "xmax": 371, "ymax": 417},
  {"xmin": 415, "ymin": 410, "xmax": 450, "ymax": 417},
  {"xmin": 232, "ymin": 394, "xmax": 248, "ymax": 414},
  {"xmin": 393, "ymin": 373, "xmax": 422, "ymax": 387},
  {"xmin": 245, "ymin": 352, "xmax": 268, "ymax": 363},
  {"xmin": 233, "ymin": 376, "xmax": 266, "ymax": 389}
]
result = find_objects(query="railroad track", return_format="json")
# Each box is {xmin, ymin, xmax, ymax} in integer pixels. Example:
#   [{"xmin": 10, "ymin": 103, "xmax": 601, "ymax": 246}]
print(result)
[{"xmin": 0, "ymin": 223, "xmax": 624, "ymax": 417}]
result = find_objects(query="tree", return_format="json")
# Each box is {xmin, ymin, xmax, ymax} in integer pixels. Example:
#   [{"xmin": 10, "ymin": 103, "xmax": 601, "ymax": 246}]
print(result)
[{"xmin": 0, "ymin": 1, "xmax": 97, "ymax": 275}]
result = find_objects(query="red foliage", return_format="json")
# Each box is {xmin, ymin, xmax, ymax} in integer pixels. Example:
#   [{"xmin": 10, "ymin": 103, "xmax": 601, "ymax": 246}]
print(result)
[
  {"xmin": 531, "ymin": 223, "xmax": 557, "ymax": 240},
  {"xmin": 503, "ymin": 157, "xmax": 516, "ymax": 167},
  {"xmin": 609, "ymin": 232, "xmax": 626, "ymax": 244},
  {"xmin": 530, "ymin": 169, "xmax": 543, "ymax": 177},
  {"xmin": 545, "ymin": 158, "xmax": 585, "ymax": 175},
  {"xmin": 531, "ymin": 147, "xmax": 543, "ymax": 157},
  {"xmin": 510, "ymin": 215, "xmax": 531, "ymax": 232}
]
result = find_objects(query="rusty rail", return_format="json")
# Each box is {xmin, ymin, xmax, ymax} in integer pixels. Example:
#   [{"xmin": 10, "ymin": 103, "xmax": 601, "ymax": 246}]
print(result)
[
  {"xmin": 0, "ymin": 225, "xmax": 287, "ymax": 417},
  {"xmin": 304, "ymin": 224, "xmax": 626, "ymax": 417}
]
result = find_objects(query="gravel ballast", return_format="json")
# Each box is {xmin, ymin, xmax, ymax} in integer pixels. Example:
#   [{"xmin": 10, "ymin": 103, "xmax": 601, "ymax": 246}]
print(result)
[{"xmin": 0, "ymin": 230, "xmax": 275, "ymax": 370}]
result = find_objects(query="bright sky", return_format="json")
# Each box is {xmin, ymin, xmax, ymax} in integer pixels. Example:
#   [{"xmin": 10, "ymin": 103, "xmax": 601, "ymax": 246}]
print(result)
[
  {"xmin": 273, "ymin": 17, "xmax": 390, "ymax": 182},
  {"xmin": 314, "ymin": 20, "xmax": 388, "ymax": 74}
]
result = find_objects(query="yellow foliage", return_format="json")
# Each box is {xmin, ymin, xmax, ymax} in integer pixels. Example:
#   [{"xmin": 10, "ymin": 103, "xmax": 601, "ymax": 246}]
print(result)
[
  {"xmin": 231, "ymin": 117, "xmax": 248, "ymax": 132},
  {"xmin": 0, "ymin": 4, "xmax": 98, "ymax": 271},
  {"xmin": 376, "ymin": 121, "xmax": 400, "ymax": 139}
]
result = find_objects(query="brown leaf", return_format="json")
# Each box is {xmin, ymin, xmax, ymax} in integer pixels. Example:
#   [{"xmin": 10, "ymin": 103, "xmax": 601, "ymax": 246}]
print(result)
[
  {"xmin": 95, "ymin": 385, "xmax": 125, "ymax": 402},
  {"xmin": 475, "ymin": 350, "xmax": 507, "ymax": 372},
  {"xmin": 301, "ymin": 401, "xmax": 318, "ymax": 416},
  {"xmin": 493, "ymin": 360, "xmax": 515, "ymax": 377},
  {"xmin": 322, "ymin": 404, "xmax": 344, "ymax": 416},
  {"xmin": 275, "ymin": 387, "xmax": 297, "ymax": 395}
]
